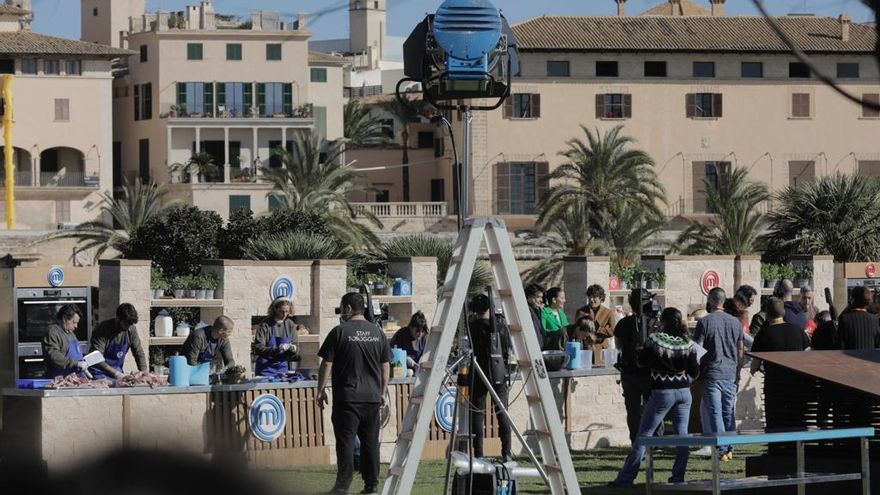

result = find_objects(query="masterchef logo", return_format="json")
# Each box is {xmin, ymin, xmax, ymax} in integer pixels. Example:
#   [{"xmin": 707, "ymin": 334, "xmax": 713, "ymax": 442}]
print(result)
[
  {"xmin": 701, "ymin": 269, "xmax": 721, "ymax": 296},
  {"xmin": 867, "ymin": 264, "xmax": 877, "ymax": 278},
  {"xmin": 249, "ymin": 394, "xmax": 286, "ymax": 442},
  {"xmin": 609, "ymin": 276, "xmax": 621, "ymax": 291}
]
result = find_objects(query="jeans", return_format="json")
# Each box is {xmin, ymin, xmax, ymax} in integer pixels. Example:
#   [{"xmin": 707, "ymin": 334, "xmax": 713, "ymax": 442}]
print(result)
[
  {"xmin": 700, "ymin": 379, "xmax": 737, "ymax": 454},
  {"xmin": 331, "ymin": 401, "xmax": 381, "ymax": 491},
  {"xmin": 470, "ymin": 378, "xmax": 512, "ymax": 458},
  {"xmin": 615, "ymin": 388, "xmax": 692, "ymax": 485}
]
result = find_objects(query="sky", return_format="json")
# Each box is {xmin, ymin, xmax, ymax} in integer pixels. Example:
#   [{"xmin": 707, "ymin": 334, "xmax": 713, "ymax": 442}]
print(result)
[{"xmin": 31, "ymin": 0, "xmax": 877, "ymax": 42}]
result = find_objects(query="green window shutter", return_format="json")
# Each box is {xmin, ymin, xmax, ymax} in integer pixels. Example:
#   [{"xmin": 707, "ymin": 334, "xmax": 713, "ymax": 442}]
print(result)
[
  {"xmin": 313, "ymin": 106, "xmax": 327, "ymax": 140},
  {"xmin": 133, "ymin": 84, "xmax": 141, "ymax": 121},
  {"xmin": 143, "ymin": 83, "xmax": 152, "ymax": 120},
  {"xmin": 177, "ymin": 82, "xmax": 187, "ymax": 106},
  {"xmin": 256, "ymin": 83, "xmax": 266, "ymax": 116},
  {"xmin": 204, "ymin": 82, "xmax": 214, "ymax": 115},
  {"xmin": 266, "ymin": 44, "xmax": 282, "ymax": 61},
  {"xmin": 229, "ymin": 195, "xmax": 251, "ymax": 215},
  {"xmin": 243, "ymin": 83, "xmax": 253, "ymax": 115},
  {"xmin": 283, "ymin": 83, "xmax": 293, "ymax": 115},
  {"xmin": 187, "ymin": 43, "xmax": 203, "ymax": 60},
  {"xmin": 310, "ymin": 68, "xmax": 327, "ymax": 83},
  {"xmin": 217, "ymin": 82, "xmax": 226, "ymax": 107},
  {"xmin": 226, "ymin": 43, "xmax": 242, "ymax": 61}
]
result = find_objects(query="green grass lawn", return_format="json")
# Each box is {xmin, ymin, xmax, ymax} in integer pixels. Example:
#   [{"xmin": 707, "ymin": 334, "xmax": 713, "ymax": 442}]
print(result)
[{"xmin": 272, "ymin": 445, "xmax": 763, "ymax": 494}]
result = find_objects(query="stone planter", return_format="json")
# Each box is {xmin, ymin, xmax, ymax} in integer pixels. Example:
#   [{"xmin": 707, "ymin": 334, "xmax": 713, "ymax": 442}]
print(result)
[
  {"xmin": 173, "ymin": 289, "xmax": 185, "ymax": 299},
  {"xmin": 152, "ymin": 289, "xmax": 165, "ymax": 299},
  {"xmin": 795, "ymin": 279, "xmax": 810, "ymax": 290},
  {"xmin": 186, "ymin": 289, "xmax": 197, "ymax": 298},
  {"xmin": 196, "ymin": 289, "xmax": 207, "ymax": 300},
  {"xmin": 765, "ymin": 279, "xmax": 778, "ymax": 289},
  {"xmin": 205, "ymin": 289, "xmax": 215, "ymax": 299}
]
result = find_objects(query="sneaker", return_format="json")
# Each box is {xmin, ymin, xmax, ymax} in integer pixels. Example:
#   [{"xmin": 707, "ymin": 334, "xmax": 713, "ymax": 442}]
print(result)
[
  {"xmin": 359, "ymin": 486, "xmax": 378, "ymax": 494},
  {"xmin": 720, "ymin": 451, "xmax": 734, "ymax": 462},
  {"xmin": 692, "ymin": 446, "xmax": 713, "ymax": 457}
]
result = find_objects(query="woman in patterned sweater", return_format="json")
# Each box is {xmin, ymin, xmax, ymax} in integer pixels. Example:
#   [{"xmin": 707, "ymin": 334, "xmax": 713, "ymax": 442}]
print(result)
[{"xmin": 610, "ymin": 307, "xmax": 701, "ymax": 488}]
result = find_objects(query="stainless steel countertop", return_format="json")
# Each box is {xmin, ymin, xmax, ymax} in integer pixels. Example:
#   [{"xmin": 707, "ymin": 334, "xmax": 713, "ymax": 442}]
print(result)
[{"xmin": 2, "ymin": 367, "xmax": 618, "ymax": 398}]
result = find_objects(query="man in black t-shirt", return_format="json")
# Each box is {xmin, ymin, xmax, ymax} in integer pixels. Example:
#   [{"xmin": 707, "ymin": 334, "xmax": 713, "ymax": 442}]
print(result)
[
  {"xmin": 317, "ymin": 293, "xmax": 391, "ymax": 495},
  {"xmin": 751, "ymin": 297, "xmax": 810, "ymax": 357},
  {"xmin": 838, "ymin": 286, "xmax": 880, "ymax": 350}
]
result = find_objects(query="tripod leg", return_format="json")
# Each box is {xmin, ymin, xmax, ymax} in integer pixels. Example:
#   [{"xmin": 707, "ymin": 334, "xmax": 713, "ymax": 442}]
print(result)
[{"xmin": 471, "ymin": 360, "xmax": 551, "ymax": 486}]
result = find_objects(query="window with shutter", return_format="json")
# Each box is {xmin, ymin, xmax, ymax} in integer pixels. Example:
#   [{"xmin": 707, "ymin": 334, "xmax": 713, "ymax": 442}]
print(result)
[
  {"xmin": 54, "ymin": 99, "xmax": 69, "ymax": 122},
  {"xmin": 283, "ymin": 83, "xmax": 293, "ymax": 115},
  {"xmin": 690, "ymin": 93, "xmax": 721, "ymax": 118},
  {"xmin": 862, "ymin": 93, "xmax": 880, "ymax": 119},
  {"xmin": 789, "ymin": 161, "xmax": 815, "ymax": 187},
  {"xmin": 531, "ymin": 94, "xmax": 541, "ymax": 118},
  {"xmin": 266, "ymin": 44, "xmax": 282, "ymax": 61},
  {"xmin": 203, "ymin": 83, "xmax": 213, "ymax": 116},
  {"xmin": 495, "ymin": 162, "xmax": 510, "ymax": 214},
  {"xmin": 597, "ymin": 94, "xmax": 630, "ymax": 119},
  {"xmin": 623, "ymin": 94, "xmax": 632, "ymax": 118},
  {"xmin": 244, "ymin": 83, "xmax": 253, "ymax": 116},
  {"xmin": 256, "ymin": 83, "xmax": 267, "ymax": 116},
  {"xmin": 177, "ymin": 82, "xmax": 187, "ymax": 108},
  {"xmin": 713, "ymin": 93, "xmax": 723, "ymax": 118},
  {"xmin": 133, "ymin": 84, "xmax": 141, "ymax": 121},
  {"xmin": 595, "ymin": 94, "xmax": 604, "ymax": 119},
  {"xmin": 494, "ymin": 162, "xmax": 542, "ymax": 214},
  {"xmin": 187, "ymin": 43, "xmax": 203, "ymax": 61},
  {"xmin": 791, "ymin": 93, "xmax": 811, "ymax": 118},
  {"xmin": 226, "ymin": 43, "xmax": 242, "ymax": 61},
  {"xmin": 686, "ymin": 94, "xmax": 696, "ymax": 118},
  {"xmin": 692, "ymin": 161, "xmax": 708, "ymax": 213},
  {"xmin": 143, "ymin": 83, "xmax": 152, "ymax": 120}
]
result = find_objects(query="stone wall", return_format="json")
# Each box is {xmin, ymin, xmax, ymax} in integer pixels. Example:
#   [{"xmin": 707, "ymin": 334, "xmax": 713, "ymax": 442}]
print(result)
[
  {"xmin": 124, "ymin": 393, "xmax": 209, "ymax": 453},
  {"xmin": 665, "ymin": 256, "xmax": 737, "ymax": 316},
  {"xmin": 563, "ymin": 256, "xmax": 611, "ymax": 317},
  {"xmin": 40, "ymin": 396, "xmax": 124, "ymax": 471},
  {"xmin": 389, "ymin": 257, "xmax": 438, "ymax": 324},
  {"xmin": 98, "ymin": 260, "xmax": 152, "ymax": 373}
]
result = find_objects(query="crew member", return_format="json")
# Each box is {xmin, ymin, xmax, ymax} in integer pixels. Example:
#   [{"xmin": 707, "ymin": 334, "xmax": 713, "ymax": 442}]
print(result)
[
  {"xmin": 182, "ymin": 316, "xmax": 236, "ymax": 372},
  {"xmin": 253, "ymin": 297, "xmax": 302, "ymax": 377},
  {"xmin": 468, "ymin": 294, "xmax": 513, "ymax": 461},
  {"xmin": 614, "ymin": 289, "xmax": 658, "ymax": 444},
  {"xmin": 389, "ymin": 311, "xmax": 428, "ymax": 369},
  {"xmin": 573, "ymin": 284, "xmax": 616, "ymax": 365},
  {"xmin": 317, "ymin": 293, "xmax": 390, "ymax": 495},
  {"xmin": 42, "ymin": 304, "xmax": 88, "ymax": 378},
  {"xmin": 89, "ymin": 303, "xmax": 148, "ymax": 379},
  {"xmin": 524, "ymin": 283, "xmax": 546, "ymax": 348}
]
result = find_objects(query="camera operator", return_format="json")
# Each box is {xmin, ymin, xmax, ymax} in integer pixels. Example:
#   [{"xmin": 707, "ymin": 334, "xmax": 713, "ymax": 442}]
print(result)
[
  {"xmin": 613, "ymin": 288, "xmax": 661, "ymax": 445},
  {"xmin": 468, "ymin": 294, "xmax": 513, "ymax": 462}
]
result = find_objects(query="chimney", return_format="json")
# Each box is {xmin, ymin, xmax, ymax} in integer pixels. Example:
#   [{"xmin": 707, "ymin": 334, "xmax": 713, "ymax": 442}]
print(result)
[
  {"xmin": 156, "ymin": 11, "xmax": 169, "ymax": 32},
  {"xmin": 840, "ymin": 13, "xmax": 851, "ymax": 42},
  {"xmin": 670, "ymin": 0, "xmax": 682, "ymax": 16},
  {"xmin": 710, "ymin": 0, "xmax": 725, "ymax": 16},
  {"xmin": 616, "ymin": 0, "xmax": 626, "ymax": 16},
  {"xmin": 298, "ymin": 12, "xmax": 307, "ymax": 30}
]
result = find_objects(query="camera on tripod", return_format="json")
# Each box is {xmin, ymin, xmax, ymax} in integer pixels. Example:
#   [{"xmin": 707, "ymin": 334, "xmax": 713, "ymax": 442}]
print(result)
[{"xmin": 631, "ymin": 288, "xmax": 661, "ymax": 319}]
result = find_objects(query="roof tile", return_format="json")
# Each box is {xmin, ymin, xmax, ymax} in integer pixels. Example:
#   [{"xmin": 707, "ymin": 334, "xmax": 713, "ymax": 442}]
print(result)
[
  {"xmin": 512, "ymin": 16, "xmax": 878, "ymax": 53},
  {"xmin": 0, "ymin": 31, "xmax": 133, "ymax": 57}
]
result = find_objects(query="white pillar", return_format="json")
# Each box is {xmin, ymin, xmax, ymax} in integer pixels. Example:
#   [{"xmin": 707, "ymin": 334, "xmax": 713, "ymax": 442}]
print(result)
[
  {"xmin": 253, "ymin": 127, "xmax": 260, "ymax": 177},
  {"xmin": 166, "ymin": 126, "xmax": 173, "ymax": 182},
  {"xmin": 32, "ymin": 155, "xmax": 39, "ymax": 186},
  {"xmin": 281, "ymin": 127, "xmax": 287, "ymax": 153},
  {"xmin": 224, "ymin": 127, "xmax": 231, "ymax": 183},
  {"xmin": 191, "ymin": 127, "xmax": 201, "ymax": 184}
]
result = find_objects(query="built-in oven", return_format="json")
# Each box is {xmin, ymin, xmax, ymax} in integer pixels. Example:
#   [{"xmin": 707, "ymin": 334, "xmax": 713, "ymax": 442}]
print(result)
[{"xmin": 14, "ymin": 287, "xmax": 92, "ymax": 380}]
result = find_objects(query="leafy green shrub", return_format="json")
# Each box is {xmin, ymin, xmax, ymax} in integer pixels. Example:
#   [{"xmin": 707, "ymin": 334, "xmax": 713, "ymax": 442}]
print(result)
[
  {"xmin": 219, "ymin": 208, "xmax": 334, "ymax": 260},
  {"xmin": 243, "ymin": 232, "xmax": 350, "ymax": 261},
  {"xmin": 122, "ymin": 206, "xmax": 222, "ymax": 279},
  {"xmin": 218, "ymin": 208, "xmax": 259, "ymax": 259}
]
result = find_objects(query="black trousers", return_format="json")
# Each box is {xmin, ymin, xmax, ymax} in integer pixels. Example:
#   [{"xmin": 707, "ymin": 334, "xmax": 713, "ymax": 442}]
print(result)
[
  {"xmin": 470, "ymin": 377, "xmax": 512, "ymax": 458},
  {"xmin": 621, "ymin": 371, "xmax": 653, "ymax": 445},
  {"xmin": 332, "ymin": 401, "xmax": 380, "ymax": 491}
]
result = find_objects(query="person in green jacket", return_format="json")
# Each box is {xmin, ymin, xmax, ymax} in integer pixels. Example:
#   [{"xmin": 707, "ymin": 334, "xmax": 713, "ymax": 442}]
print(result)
[{"xmin": 541, "ymin": 287, "xmax": 569, "ymax": 350}]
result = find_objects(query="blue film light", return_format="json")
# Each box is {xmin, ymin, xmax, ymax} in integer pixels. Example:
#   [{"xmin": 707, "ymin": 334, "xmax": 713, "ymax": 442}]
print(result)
[{"xmin": 433, "ymin": 0, "xmax": 503, "ymax": 80}]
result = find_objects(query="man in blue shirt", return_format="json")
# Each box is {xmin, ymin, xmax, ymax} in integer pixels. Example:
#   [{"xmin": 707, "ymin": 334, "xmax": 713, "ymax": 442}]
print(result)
[{"xmin": 693, "ymin": 287, "xmax": 744, "ymax": 461}]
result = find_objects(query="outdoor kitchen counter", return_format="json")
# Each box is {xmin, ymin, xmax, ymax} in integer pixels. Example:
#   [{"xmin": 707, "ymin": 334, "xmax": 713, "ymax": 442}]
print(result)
[{"xmin": 0, "ymin": 368, "xmax": 629, "ymax": 472}]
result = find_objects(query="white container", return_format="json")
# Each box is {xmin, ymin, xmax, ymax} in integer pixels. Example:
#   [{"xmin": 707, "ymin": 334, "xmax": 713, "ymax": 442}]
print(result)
[
  {"xmin": 154, "ymin": 311, "xmax": 174, "ymax": 338},
  {"xmin": 175, "ymin": 322, "xmax": 191, "ymax": 338}
]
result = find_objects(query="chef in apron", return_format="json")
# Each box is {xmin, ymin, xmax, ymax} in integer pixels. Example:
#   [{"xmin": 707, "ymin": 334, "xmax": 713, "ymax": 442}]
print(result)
[
  {"xmin": 389, "ymin": 311, "xmax": 429, "ymax": 369},
  {"xmin": 183, "ymin": 316, "xmax": 236, "ymax": 372},
  {"xmin": 254, "ymin": 297, "xmax": 302, "ymax": 377},
  {"xmin": 42, "ymin": 304, "xmax": 88, "ymax": 378},
  {"xmin": 89, "ymin": 303, "xmax": 148, "ymax": 379}
]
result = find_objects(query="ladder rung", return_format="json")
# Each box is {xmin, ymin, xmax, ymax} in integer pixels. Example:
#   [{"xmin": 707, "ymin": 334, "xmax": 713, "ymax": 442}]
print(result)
[
  {"xmin": 498, "ymin": 289, "xmax": 513, "ymax": 297},
  {"xmin": 389, "ymin": 466, "xmax": 404, "ymax": 476},
  {"xmin": 401, "ymin": 430, "xmax": 415, "ymax": 441},
  {"xmin": 441, "ymin": 291, "xmax": 454, "ymax": 299},
  {"xmin": 507, "ymin": 324, "xmax": 522, "ymax": 333},
  {"xmin": 430, "ymin": 325, "xmax": 444, "ymax": 333},
  {"xmin": 535, "ymin": 429, "xmax": 551, "ymax": 437},
  {"xmin": 525, "ymin": 394, "xmax": 541, "ymax": 404},
  {"xmin": 451, "ymin": 255, "xmax": 463, "ymax": 263},
  {"xmin": 420, "ymin": 361, "xmax": 434, "ymax": 369},
  {"xmin": 546, "ymin": 464, "xmax": 562, "ymax": 473},
  {"xmin": 488, "ymin": 253, "xmax": 502, "ymax": 262},
  {"xmin": 410, "ymin": 395, "xmax": 424, "ymax": 405},
  {"xmin": 517, "ymin": 360, "xmax": 532, "ymax": 368}
]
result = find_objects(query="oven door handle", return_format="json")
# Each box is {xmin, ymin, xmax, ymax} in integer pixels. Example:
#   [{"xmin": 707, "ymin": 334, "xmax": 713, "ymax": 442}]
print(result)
[{"xmin": 21, "ymin": 300, "xmax": 87, "ymax": 305}]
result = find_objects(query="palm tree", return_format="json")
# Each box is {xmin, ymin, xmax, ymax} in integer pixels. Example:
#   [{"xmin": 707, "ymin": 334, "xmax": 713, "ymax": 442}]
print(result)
[
  {"xmin": 171, "ymin": 152, "xmax": 219, "ymax": 182},
  {"xmin": 521, "ymin": 202, "xmax": 595, "ymax": 287},
  {"xmin": 597, "ymin": 201, "xmax": 667, "ymax": 269},
  {"xmin": 261, "ymin": 133, "xmax": 383, "ymax": 248},
  {"xmin": 676, "ymin": 167, "xmax": 769, "ymax": 255},
  {"xmin": 381, "ymin": 92, "xmax": 426, "ymax": 202},
  {"xmin": 537, "ymin": 125, "xmax": 666, "ymax": 234},
  {"xmin": 45, "ymin": 179, "xmax": 173, "ymax": 261},
  {"xmin": 763, "ymin": 173, "xmax": 880, "ymax": 262},
  {"xmin": 344, "ymin": 100, "xmax": 389, "ymax": 147},
  {"xmin": 243, "ymin": 232, "xmax": 352, "ymax": 261}
]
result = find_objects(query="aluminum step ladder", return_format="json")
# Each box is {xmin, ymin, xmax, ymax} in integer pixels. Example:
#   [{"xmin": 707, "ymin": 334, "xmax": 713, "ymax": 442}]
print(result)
[{"xmin": 381, "ymin": 217, "xmax": 580, "ymax": 495}]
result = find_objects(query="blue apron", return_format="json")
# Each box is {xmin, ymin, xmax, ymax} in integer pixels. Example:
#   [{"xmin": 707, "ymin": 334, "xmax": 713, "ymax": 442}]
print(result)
[
  {"xmin": 198, "ymin": 338, "xmax": 223, "ymax": 364},
  {"xmin": 91, "ymin": 332, "xmax": 130, "ymax": 379},
  {"xmin": 255, "ymin": 322, "xmax": 292, "ymax": 377},
  {"xmin": 50, "ymin": 333, "xmax": 84, "ymax": 378}
]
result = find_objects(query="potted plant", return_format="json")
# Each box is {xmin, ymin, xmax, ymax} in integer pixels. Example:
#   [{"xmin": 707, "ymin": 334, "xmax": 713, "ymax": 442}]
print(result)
[
  {"xmin": 195, "ymin": 275, "xmax": 208, "ymax": 300},
  {"xmin": 222, "ymin": 364, "xmax": 247, "ymax": 384},
  {"xmin": 612, "ymin": 265, "xmax": 631, "ymax": 290},
  {"xmin": 779, "ymin": 264, "xmax": 796, "ymax": 283},
  {"xmin": 150, "ymin": 346, "xmax": 167, "ymax": 376},
  {"xmin": 646, "ymin": 270, "xmax": 665, "ymax": 290},
  {"xmin": 761, "ymin": 264, "xmax": 780, "ymax": 289},
  {"xmin": 794, "ymin": 265, "xmax": 813, "ymax": 290},
  {"xmin": 630, "ymin": 265, "xmax": 651, "ymax": 289},
  {"xmin": 184, "ymin": 275, "xmax": 198, "ymax": 299},
  {"xmin": 151, "ymin": 267, "xmax": 166, "ymax": 299},
  {"xmin": 172, "ymin": 276, "xmax": 186, "ymax": 299},
  {"xmin": 203, "ymin": 273, "xmax": 219, "ymax": 299}
]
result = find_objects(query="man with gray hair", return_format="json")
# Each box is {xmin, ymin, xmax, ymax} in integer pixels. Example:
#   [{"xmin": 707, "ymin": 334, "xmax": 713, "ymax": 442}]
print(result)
[
  {"xmin": 773, "ymin": 279, "xmax": 807, "ymax": 331},
  {"xmin": 693, "ymin": 287, "xmax": 743, "ymax": 461}
]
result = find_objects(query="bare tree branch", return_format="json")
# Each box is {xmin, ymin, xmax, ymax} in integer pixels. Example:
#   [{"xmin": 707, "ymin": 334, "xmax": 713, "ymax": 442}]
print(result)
[{"xmin": 751, "ymin": 0, "xmax": 880, "ymax": 111}]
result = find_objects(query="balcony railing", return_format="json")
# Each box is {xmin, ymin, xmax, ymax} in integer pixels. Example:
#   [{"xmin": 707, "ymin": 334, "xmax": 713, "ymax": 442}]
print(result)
[
  {"xmin": 166, "ymin": 103, "xmax": 314, "ymax": 120},
  {"xmin": 39, "ymin": 172, "xmax": 95, "ymax": 187},
  {"xmin": 353, "ymin": 202, "xmax": 448, "ymax": 218},
  {"xmin": 0, "ymin": 171, "xmax": 33, "ymax": 186}
]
